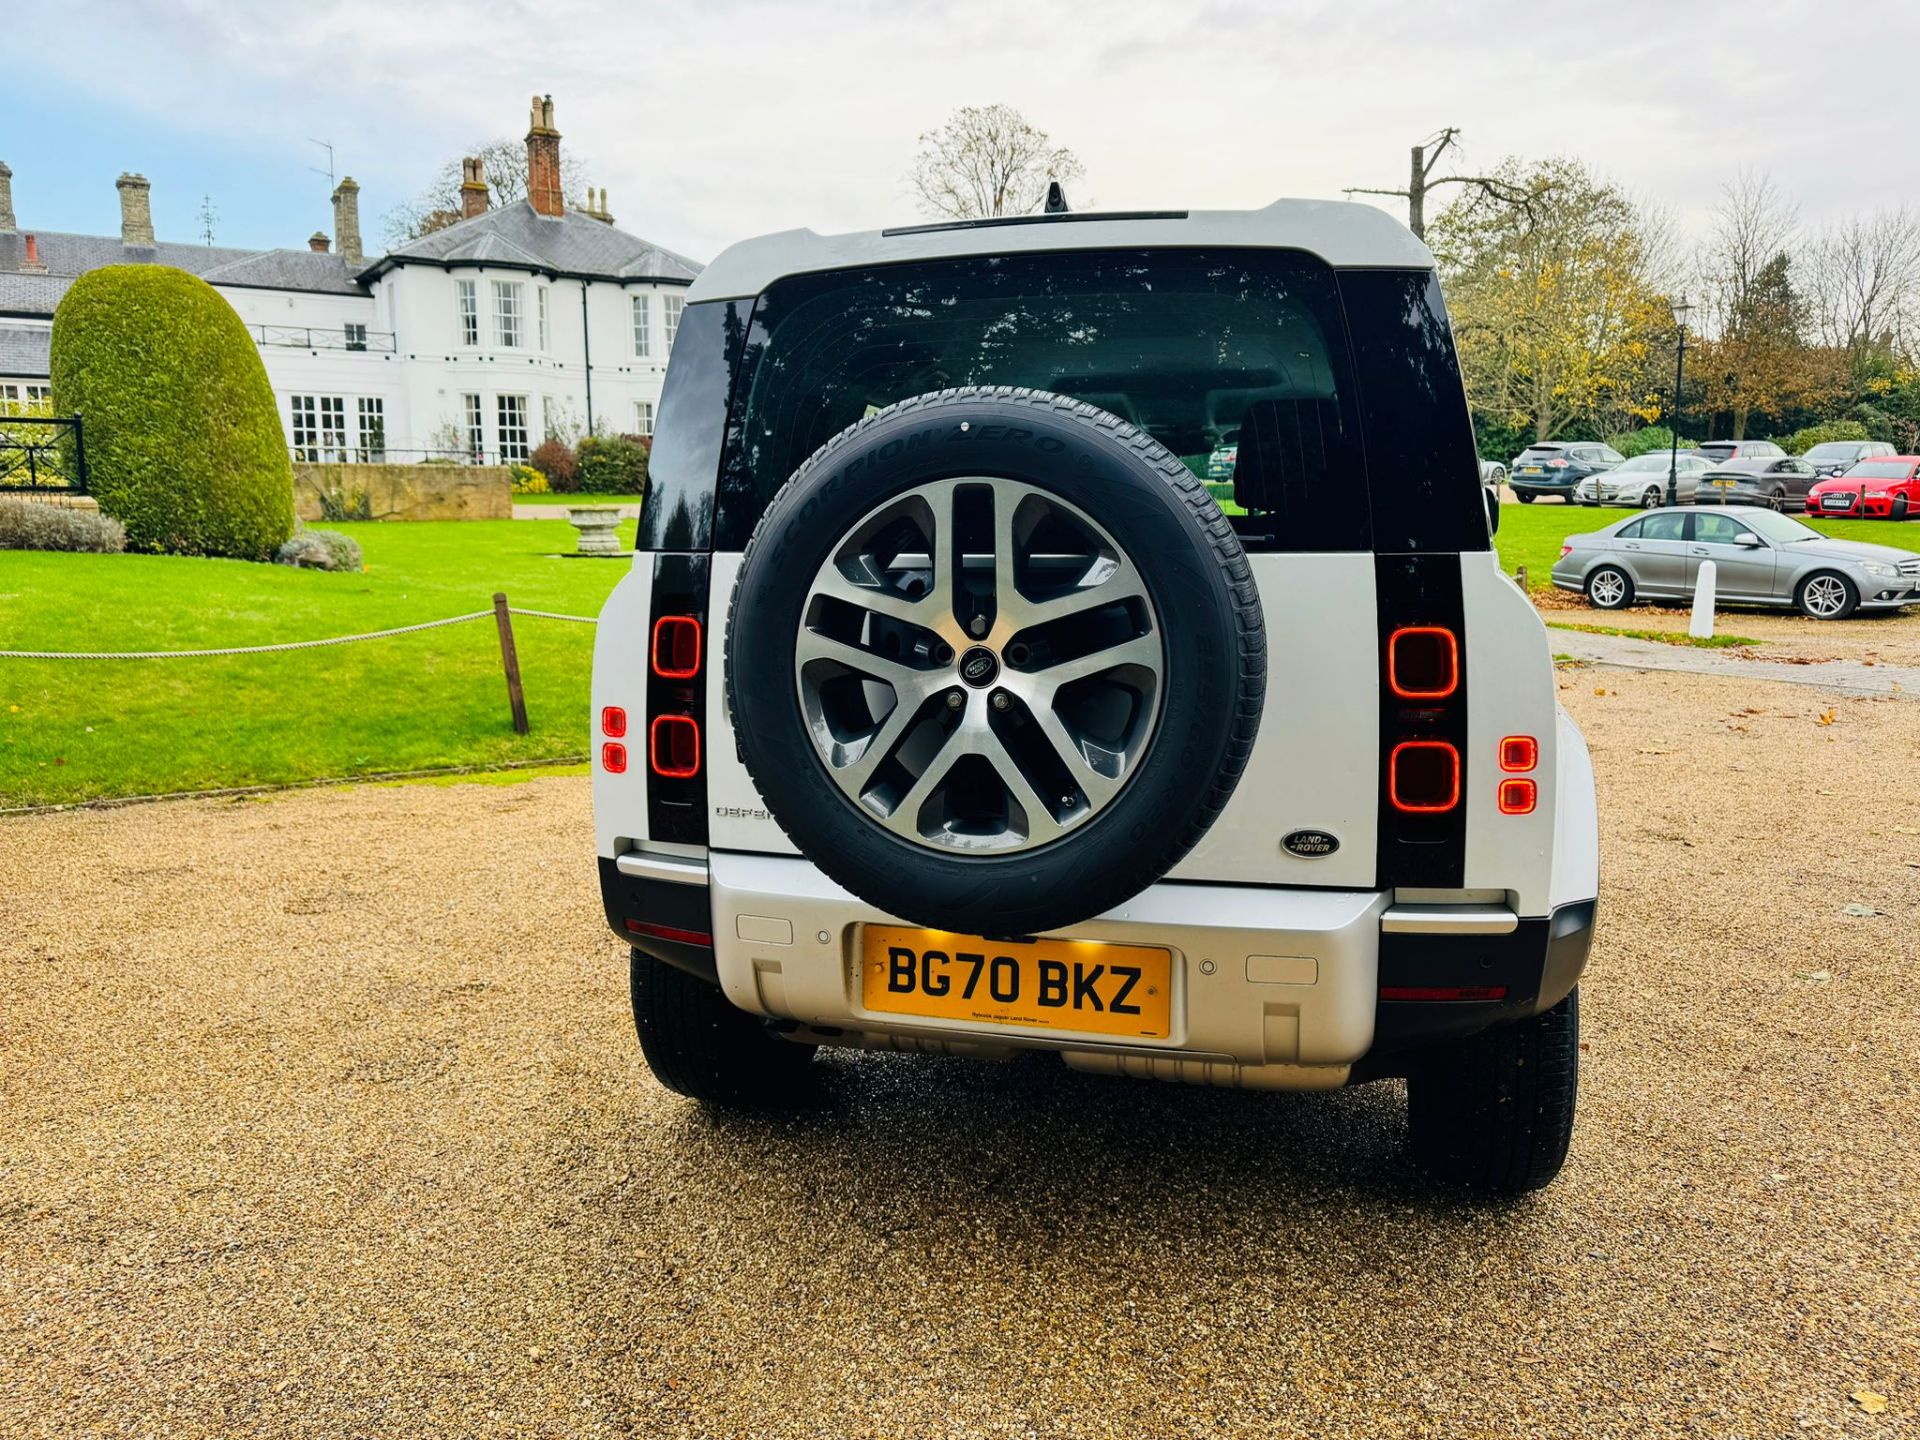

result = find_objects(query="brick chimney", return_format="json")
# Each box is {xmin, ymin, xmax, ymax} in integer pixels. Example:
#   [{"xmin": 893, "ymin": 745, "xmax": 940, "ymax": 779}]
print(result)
[
  {"xmin": 525, "ymin": 94, "xmax": 563, "ymax": 218},
  {"xmin": 309, "ymin": 232, "xmax": 331, "ymax": 253},
  {"xmin": 117, "ymin": 172, "xmax": 155, "ymax": 247},
  {"xmin": 459, "ymin": 157, "xmax": 490, "ymax": 220},
  {"xmin": 21, "ymin": 233, "xmax": 46, "ymax": 274},
  {"xmin": 0, "ymin": 162, "xmax": 15, "ymax": 234},
  {"xmin": 330, "ymin": 176, "xmax": 362, "ymax": 265}
]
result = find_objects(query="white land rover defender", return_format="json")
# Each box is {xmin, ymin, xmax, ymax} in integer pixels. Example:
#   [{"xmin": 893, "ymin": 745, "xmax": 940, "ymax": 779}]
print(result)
[{"xmin": 592, "ymin": 199, "xmax": 1599, "ymax": 1192}]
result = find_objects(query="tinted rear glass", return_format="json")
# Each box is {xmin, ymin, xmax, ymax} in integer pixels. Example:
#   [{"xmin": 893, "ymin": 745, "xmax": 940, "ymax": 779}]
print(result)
[{"xmin": 708, "ymin": 249, "xmax": 1484, "ymax": 554}]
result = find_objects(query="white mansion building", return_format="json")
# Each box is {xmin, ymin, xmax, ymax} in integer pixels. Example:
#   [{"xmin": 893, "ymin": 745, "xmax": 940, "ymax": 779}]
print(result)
[{"xmin": 0, "ymin": 96, "xmax": 701, "ymax": 465}]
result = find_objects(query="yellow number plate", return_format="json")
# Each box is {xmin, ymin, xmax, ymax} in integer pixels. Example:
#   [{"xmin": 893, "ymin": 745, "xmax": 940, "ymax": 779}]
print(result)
[{"xmin": 861, "ymin": 926, "xmax": 1172, "ymax": 1040}]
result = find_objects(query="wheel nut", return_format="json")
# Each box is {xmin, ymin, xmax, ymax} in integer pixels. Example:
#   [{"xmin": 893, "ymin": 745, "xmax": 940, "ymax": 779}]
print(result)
[
  {"xmin": 991, "ymin": 690, "xmax": 1010, "ymax": 711},
  {"xmin": 946, "ymin": 690, "xmax": 964, "ymax": 710},
  {"xmin": 969, "ymin": 614, "xmax": 988, "ymax": 637}
]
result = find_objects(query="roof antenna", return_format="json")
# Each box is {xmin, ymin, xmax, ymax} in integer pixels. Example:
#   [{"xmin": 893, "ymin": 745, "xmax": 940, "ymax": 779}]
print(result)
[{"xmin": 1044, "ymin": 180, "xmax": 1070, "ymax": 214}]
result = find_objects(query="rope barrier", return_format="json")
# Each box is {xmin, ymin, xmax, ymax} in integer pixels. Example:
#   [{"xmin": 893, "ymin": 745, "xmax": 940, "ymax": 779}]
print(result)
[{"xmin": 0, "ymin": 607, "xmax": 595, "ymax": 660}]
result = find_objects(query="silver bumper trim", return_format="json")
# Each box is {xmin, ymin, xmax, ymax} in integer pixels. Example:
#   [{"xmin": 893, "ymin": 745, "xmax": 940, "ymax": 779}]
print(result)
[
  {"xmin": 615, "ymin": 851, "xmax": 710, "ymax": 886},
  {"xmin": 1381, "ymin": 904, "xmax": 1519, "ymax": 935}
]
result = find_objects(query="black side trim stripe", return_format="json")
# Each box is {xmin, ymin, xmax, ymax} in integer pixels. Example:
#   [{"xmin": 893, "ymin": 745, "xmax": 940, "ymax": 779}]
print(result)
[{"xmin": 1373, "ymin": 551, "xmax": 1468, "ymax": 888}]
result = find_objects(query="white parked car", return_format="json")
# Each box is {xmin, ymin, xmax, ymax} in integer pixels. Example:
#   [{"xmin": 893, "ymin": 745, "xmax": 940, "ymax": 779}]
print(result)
[
  {"xmin": 592, "ymin": 200, "xmax": 1600, "ymax": 1193},
  {"xmin": 1574, "ymin": 452, "xmax": 1715, "ymax": 507}
]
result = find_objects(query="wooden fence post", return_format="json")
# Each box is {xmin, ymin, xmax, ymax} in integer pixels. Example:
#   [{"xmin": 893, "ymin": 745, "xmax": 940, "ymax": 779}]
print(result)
[{"xmin": 493, "ymin": 592, "xmax": 529, "ymax": 735}]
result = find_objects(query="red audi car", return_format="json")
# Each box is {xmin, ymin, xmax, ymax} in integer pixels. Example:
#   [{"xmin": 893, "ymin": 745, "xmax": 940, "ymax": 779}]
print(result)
[{"xmin": 1805, "ymin": 456, "xmax": 1920, "ymax": 519}]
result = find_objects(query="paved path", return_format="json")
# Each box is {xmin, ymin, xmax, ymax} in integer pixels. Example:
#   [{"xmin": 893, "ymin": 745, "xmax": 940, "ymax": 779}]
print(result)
[{"xmin": 1551, "ymin": 626, "xmax": 1920, "ymax": 698}]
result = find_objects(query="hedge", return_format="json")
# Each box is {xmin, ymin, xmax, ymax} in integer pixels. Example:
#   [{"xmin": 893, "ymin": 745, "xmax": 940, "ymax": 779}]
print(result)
[
  {"xmin": 50, "ymin": 265, "xmax": 294, "ymax": 559},
  {"xmin": 576, "ymin": 434, "xmax": 648, "ymax": 495},
  {"xmin": 1781, "ymin": 419, "xmax": 1870, "ymax": 452}
]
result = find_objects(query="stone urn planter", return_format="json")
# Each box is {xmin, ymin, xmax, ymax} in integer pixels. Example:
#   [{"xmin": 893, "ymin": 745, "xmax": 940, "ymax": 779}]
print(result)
[{"xmin": 566, "ymin": 506, "xmax": 625, "ymax": 556}]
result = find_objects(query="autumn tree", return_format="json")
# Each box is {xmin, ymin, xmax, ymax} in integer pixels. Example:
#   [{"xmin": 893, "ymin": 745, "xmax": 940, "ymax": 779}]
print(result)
[
  {"xmin": 910, "ymin": 105, "xmax": 1085, "ymax": 220},
  {"xmin": 383, "ymin": 138, "xmax": 590, "ymax": 244},
  {"xmin": 1429, "ymin": 157, "xmax": 1670, "ymax": 443},
  {"xmin": 1692, "ymin": 173, "xmax": 1834, "ymax": 436}
]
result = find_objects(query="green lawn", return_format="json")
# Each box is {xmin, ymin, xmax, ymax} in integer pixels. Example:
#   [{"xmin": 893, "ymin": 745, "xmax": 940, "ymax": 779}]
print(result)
[
  {"xmin": 0, "ymin": 519, "xmax": 633, "ymax": 808},
  {"xmin": 1492, "ymin": 502, "xmax": 1920, "ymax": 589}
]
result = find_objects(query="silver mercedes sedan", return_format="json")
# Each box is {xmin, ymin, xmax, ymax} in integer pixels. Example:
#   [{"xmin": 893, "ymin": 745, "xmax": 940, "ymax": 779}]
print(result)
[
  {"xmin": 1573, "ymin": 452, "xmax": 1714, "ymax": 506},
  {"xmin": 1550, "ymin": 505, "xmax": 1920, "ymax": 619}
]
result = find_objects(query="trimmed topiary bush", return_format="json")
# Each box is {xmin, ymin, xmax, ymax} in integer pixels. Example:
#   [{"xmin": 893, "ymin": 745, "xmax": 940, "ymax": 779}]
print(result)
[
  {"xmin": 0, "ymin": 500, "xmax": 127, "ymax": 553},
  {"xmin": 529, "ymin": 437, "xmax": 579, "ymax": 492},
  {"xmin": 274, "ymin": 528, "xmax": 363, "ymax": 572},
  {"xmin": 576, "ymin": 433, "xmax": 648, "ymax": 495},
  {"xmin": 50, "ymin": 265, "xmax": 294, "ymax": 560}
]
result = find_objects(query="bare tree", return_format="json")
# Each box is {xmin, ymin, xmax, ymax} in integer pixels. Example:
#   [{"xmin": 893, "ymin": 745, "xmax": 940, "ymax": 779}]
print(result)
[
  {"xmin": 1698, "ymin": 170, "xmax": 1799, "ymax": 326},
  {"xmin": 1694, "ymin": 173, "xmax": 1818, "ymax": 438},
  {"xmin": 911, "ymin": 105, "xmax": 1085, "ymax": 220},
  {"xmin": 1805, "ymin": 207, "xmax": 1920, "ymax": 363},
  {"xmin": 383, "ymin": 138, "xmax": 590, "ymax": 245},
  {"xmin": 1345, "ymin": 128, "xmax": 1538, "ymax": 238}
]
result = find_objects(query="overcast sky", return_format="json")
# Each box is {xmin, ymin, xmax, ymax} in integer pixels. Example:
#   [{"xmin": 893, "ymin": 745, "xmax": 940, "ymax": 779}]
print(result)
[{"xmin": 6, "ymin": 0, "xmax": 1918, "ymax": 264}]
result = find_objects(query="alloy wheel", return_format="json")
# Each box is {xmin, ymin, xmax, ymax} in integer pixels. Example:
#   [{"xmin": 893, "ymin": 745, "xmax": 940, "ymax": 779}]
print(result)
[
  {"xmin": 1802, "ymin": 574, "xmax": 1849, "ymax": 618},
  {"xmin": 1589, "ymin": 570, "xmax": 1628, "ymax": 608},
  {"xmin": 794, "ymin": 477, "xmax": 1164, "ymax": 854}
]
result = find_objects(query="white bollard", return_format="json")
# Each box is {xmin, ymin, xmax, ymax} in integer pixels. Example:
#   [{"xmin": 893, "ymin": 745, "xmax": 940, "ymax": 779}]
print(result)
[{"xmin": 1689, "ymin": 559, "xmax": 1717, "ymax": 639}]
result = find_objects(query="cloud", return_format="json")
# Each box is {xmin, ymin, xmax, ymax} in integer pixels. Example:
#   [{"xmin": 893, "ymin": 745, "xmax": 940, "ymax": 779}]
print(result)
[{"xmin": 16, "ymin": 0, "xmax": 1920, "ymax": 260}]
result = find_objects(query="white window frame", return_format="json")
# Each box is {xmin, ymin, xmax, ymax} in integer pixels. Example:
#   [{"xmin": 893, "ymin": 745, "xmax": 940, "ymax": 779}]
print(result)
[
  {"xmin": 343, "ymin": 321, "xmax": 368, "ymax": 352},
  {"xmin": 356, "ymin": 397, "xmax": 386, "ymax": 463},
  {"xmin": 536, "ymin": 286, "xmax": 550, "ymax": 351},
  {"xmin": 663, "ymin": 292, "xmax": 683, "ymax": 351},
  {"xmin": 318, "ymin": 396, "xmax": 348, "ymax": 462},
  {"xmin": 462, "ymin": 393, "xmax": 484, "ymax": 461},
  {"xmin": 0, "ymin": 381, "xmax": 52, "ymax": 413},
  {"xmin": 455, "ymin": 279, "xmax": 479, "ymax": 347},
  {"xmin": 631, "ymin": 293, "xmax": 650, "ymax": 358},
  {"xmin": 493, "ymin": 279, "xmax": 524, "ymax": 349},
  {"xmin": 290, "ymin": 394, "xmax": 319, "ymax": 460},
  {"xmin": 496, "ymin": 393, "xmax": 531, "ymax": 463},
  {"xmin": 634, "ymin": 400, "xmax": 654, "ymax": 438}
]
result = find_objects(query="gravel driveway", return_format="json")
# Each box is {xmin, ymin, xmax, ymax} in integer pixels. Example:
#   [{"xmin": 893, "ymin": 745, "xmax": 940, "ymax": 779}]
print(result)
[{"xmin": 3, "ymin": 670, "xmax": 1915, "ymax": 1438}]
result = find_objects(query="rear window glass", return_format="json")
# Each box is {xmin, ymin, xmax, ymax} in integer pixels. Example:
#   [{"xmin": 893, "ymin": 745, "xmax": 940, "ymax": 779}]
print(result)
[
  {"xmin": 1847, "ymin": 461, "xmax": 1913, "ymax": 478},
  {"xmin": 709, "ymin": 249, "xmax": 1483, "ymax": 554}
]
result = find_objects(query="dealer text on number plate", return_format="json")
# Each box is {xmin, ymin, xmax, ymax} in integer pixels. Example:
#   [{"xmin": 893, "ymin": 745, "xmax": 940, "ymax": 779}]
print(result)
[{"xmin": 860, "ymin": 926, "xmax": 1173, "ymax": 1040}]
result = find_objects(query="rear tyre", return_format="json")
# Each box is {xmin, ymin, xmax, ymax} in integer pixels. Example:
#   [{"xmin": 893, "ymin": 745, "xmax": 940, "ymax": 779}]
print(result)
[
  {"xmin": 1796, "ymin": 570, "xmax": 1858, "ymax": 620},
  {"xmin": 1894, "ymin": 495, "xmax": 1910, "ymax": 519},
  {"xmin": 1516, "ymin": 490, "xmax": 1536, "ymax": 504},
  {"xmin": 629, "ymin": 950, "xmax": 817, "ymax": 1106},
  {"xmin": 1641, "ymin": 486, "xmax": 1663, "ymax": 509},
  {"xmin": 1585, "ymin": 566, "xmax": 1634, "ymax": 610},
  {"xmin": 1407, "ymin": 989, "xmax": 1580, "ymax": 1194}
]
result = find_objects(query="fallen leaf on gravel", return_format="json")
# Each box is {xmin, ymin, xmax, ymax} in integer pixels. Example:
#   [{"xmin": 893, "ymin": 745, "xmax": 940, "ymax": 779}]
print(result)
[
  {"xmin": 1795, "ymin": 970, "xmax": 1832, "ymax": 983},
  {"xmin": 1842, "ymin": 904, "xmax": 1886, "ymax": 918},
  {"xmin": 1851, "ymin": 1390, "xmax": 1888, "ymax": 1415},
  {"xmin": 1637, "ymin": 747, "xmax": 1673, "ymax": 755},
  {"xmin": 1594, "ymin": 686, "xmax": 1607, "ymax": 696},
  {"xmin": 1816, "ymin": 707, "xmax": 1836, "ymax": 726}
]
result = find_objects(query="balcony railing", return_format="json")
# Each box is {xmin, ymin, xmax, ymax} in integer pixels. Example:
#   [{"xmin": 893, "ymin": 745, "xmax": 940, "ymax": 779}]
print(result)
[{"xmin": 251, "ymin": 324, "xmax": 398, "ymax": 354}]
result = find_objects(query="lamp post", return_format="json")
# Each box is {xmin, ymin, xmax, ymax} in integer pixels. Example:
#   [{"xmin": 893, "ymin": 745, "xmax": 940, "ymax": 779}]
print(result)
[{"xmin": 1666, "ymin": 295, "xmax": 1693, "ymax": 507}]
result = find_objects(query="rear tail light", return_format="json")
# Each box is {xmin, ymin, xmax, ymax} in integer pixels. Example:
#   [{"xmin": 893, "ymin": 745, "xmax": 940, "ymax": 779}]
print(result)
[
  {"xmin": 1559, "ymin": 544, "xmax": 1573, "ymax": 559},
  {"xmin": 1547, "ymin": 458, "xmax": 1569, "ymax": 468},
  {"xmin": 651, "ymin": 615, "xmax": 702, "ymax": 679},
  {"xmin": 601, "ymin": 705, "xmax": 628, "ymax": 738},
  {"xmin": 1499, "ymin": 735, "xmax": 1538, "ymax": 772},
  {"xmin": 649, "ymin": 713, "xmax": 701, "ymax": 778},
  {"xmin": 625, "ymin": 918, "xmax": 713, "ymax": 947},
  {"xmin": 1497, "ymin": 777, "xmax": 1537, "ymax": 815},
  {"xmin": 1387, "ymin": 626, "xmax": 1459, "ymax": 700},
  {"xmin": 601, "ymin": 741, "xmax": 628, "ymax": 774},
  {"xmin": 1389, "ymin": 740, "xmax": 1460, "ymax": 813}
]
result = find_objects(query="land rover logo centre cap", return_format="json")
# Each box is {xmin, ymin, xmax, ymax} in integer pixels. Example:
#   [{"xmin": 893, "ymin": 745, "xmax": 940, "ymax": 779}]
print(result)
[
  {"xmin": 1282, "ymin": 829, "xmax": 1339, "ymax": 858},
  {"xmin": 959, "ymin": 647, "xmax": 1000, "ymax": 687}
]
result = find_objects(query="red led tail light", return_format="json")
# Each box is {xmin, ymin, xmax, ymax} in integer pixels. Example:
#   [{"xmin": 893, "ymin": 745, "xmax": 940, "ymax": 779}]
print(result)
[
  {"xmin": 601, "ymin": 741, "xmax": 628, "ymax": 774},
  {"xmin": 652, "ymin": 615, "xmax": 702, "ymax": 679},
  {"xmin": 1389, "ymin": 739, "xmax": 1460, "ymax": 813},
  {"xmin": 1499, "ymin": 735, "xmax": 1538, "ymax": 772},
  {"xmin": 601, "ymin": 705, "xmax": 628, "ymax": 738},
  {"xmin": 649, "ymin": 713, "xmax": 701, "ymax": 778},
  {"xmin": 1387, "ymin": 626, "xmax": 1459, "ymax": 700},
  {"xmin": 1497, "ymin": 778, "xmax": 1537, "ymax": 815}
]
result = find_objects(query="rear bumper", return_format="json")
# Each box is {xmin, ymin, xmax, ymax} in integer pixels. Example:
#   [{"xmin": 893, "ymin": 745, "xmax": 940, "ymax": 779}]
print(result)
[{"xmin": 600, "ymin": 852, "xmax": 1596, "ymax": 1089}]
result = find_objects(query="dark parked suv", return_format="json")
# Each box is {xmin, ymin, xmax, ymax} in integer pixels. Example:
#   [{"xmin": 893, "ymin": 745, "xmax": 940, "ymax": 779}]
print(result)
[{"xmin": 1508, "ymin": 442, "xmax": 1624, "ymax": 502}]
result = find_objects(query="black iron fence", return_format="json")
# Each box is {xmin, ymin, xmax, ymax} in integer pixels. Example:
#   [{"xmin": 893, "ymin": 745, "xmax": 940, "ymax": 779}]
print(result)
[{"xmin": 0, "ymin": 415, "xmax": 87, "ymax": 494}]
